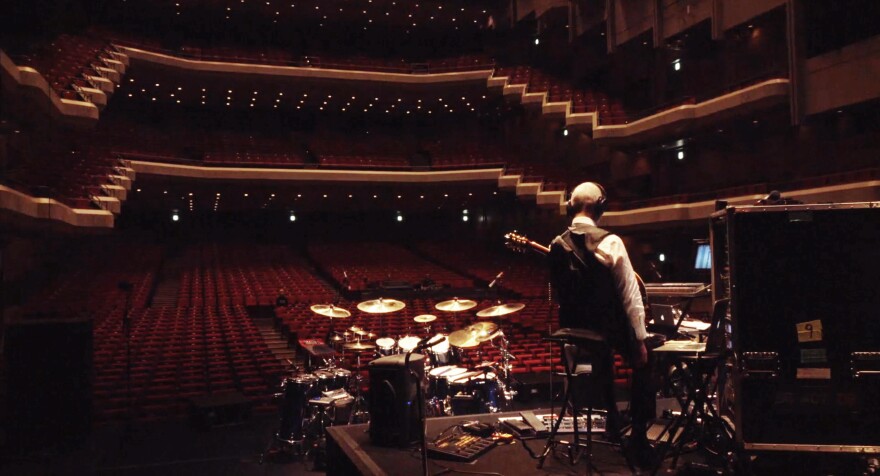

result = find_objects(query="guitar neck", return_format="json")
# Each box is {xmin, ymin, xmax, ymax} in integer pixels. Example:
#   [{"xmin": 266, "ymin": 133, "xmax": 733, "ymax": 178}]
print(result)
[{"xmin": 527, "ymin": 241, "xmax": 551, "ymax": 255}]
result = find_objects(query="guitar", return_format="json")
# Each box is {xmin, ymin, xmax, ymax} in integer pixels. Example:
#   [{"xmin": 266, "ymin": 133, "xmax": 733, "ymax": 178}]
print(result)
[{"xmin": 504, "ymin": 231, "xmax": 653, "ymax": 345}]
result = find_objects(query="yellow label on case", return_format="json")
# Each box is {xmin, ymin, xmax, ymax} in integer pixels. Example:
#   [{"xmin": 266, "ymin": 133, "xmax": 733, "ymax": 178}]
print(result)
[{"xmin": 796, "ymin": 320, "xmax": 823, "ymax": 343}]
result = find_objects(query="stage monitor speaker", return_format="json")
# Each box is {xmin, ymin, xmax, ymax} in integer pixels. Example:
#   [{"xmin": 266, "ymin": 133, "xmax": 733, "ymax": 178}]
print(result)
[
  {"xmin": 4, "ymin": 316, "xmax": 93, "ymax": 450},
  {"xmin": 368, "ymin": 353, "xmax": 425, "ymax": 447},
  {"xmin": 711, "ymin": 203, "xmax": 880, "ymax": 452}
]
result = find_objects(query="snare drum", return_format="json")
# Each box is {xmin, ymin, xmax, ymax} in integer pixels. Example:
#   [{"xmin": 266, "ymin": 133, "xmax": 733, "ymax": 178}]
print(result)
[
  {"xmin": 398, "ymin": 335, "xmax": 421, "ymax": 353},
  {"xmin": 375, "ymin": 337, "xmax": 397, "ymax": 356},
  {"xmin": 428, "ymin": 366, "xmax": 468, "ymax": 400},
  {"xmin": 277, "ymin": 373, "xmax": 317, "ymax": 442}
]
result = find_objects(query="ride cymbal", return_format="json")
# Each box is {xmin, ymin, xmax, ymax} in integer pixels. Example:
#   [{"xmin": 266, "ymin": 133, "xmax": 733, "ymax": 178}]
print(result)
[
  {"xmin": 357, "ymin": 298, "xmax": 406, "ymax": 314},
  {"xmin": 475, "ymin": 303, "xmax": 525, "ymax": 318},
  {"xmin": 310, "ymin": 304, "xmax": 351, "ymax": 319},
  {"xmin": 434, "ymin": 298, "xmax": 477, "ymax": 312}
]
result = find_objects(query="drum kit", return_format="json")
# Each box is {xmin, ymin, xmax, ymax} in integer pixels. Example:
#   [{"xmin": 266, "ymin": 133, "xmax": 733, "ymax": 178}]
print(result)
[{"xmin": 269, "ymin": 296, "xmax": 526, "ymax": 464}]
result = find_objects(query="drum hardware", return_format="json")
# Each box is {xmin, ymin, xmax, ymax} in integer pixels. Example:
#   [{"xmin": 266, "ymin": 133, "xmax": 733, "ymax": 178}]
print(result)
[
  {"xmin": 312, "ymin": 304, "xmax": 352, "ymax": 360},
  {"xmin": 343, "ymin": 341, "xmax": 376, "ymax": 424},
  {"xmin": 414, "ymin": 314, "xmax": 438, "ymax": 336},
  {"xmin": 474, "ymin": 302, "xmax": 524, "ymax": 409}
]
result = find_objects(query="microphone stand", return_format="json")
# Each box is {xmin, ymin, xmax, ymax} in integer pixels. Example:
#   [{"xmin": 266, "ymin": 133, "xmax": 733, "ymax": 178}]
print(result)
[{"xmin": 405, "ymin": 335, "xmax": 444, "ymax": 476}]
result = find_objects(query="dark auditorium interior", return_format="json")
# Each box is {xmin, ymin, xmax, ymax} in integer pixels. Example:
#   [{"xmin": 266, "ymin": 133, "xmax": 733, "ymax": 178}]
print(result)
[{"xmin": 1, "ymin": 0, "xmax": 879, "ymax": 475}]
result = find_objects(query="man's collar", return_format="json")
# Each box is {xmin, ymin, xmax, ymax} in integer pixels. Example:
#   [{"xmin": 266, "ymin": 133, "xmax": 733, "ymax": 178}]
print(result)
[{"xmin": 571, "ymin": 216, "xmax": 597, "ymax": 227}]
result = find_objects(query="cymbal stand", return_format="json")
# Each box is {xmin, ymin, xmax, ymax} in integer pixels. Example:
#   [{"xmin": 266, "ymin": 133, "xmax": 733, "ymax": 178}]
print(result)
[
  {"xmin": 490, "ymin": 330, "xmax": 517, "ymax": 408},
  {"xmin": 348, "ymin": 349, "xmax": 369, "ymax": 424}
]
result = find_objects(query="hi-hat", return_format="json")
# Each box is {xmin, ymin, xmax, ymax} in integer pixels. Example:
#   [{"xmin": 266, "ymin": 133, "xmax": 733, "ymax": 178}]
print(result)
[
  {"xmin": 310, "ymin": 304, "xmax": 351, "ymax": 319},
  {"xmin": 343, "ymin": 341, "xmax": 376, "ymax": 352},
  {"xmin": 435, "ymin": 298, "xmax": 477, "ymax": 312},
  {"xmin": 357, "ymin": 298, "xmax": 406, "ymax": 314},
  {"xmin": 414, "ymin": 314, "xmax": 437, "ymax": 324},
  {"xmin": 475, "ymin": 303, "xmax": 525, "ymax": 318},
  {"xmin": 448, "ymin": 322, "xmax": 500, "ymax": 348}
]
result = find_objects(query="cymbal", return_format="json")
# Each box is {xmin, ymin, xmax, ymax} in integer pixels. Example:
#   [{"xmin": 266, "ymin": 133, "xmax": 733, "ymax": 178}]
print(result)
[
  {"xmin": 413, "ymin": 314, "xmax": 437, "ymax": 324},
  {"xmin": 343, "ymin": 341, "xmax": 376, "ymax": 352},
  {"xmin": 357, "ymin": 298, "xmax": 406, "ymax": 314},
  {"xmin": 434, "ymin": 298, "xmax": 477, "ymax": 312},
  {"xmin": 466, "ymin": 321, "xmax": 499, "ymax": 335},
  {"xmin": 448, "ymin": 322, "xmax": 500, "ymax": 348},
  {"xmin": 447, "ymin": 329, "xmax": 482, "ymax": 348},
  {"xmin": 310, "ymin": 304, "xmax": 351, "ymax": 319},
  {"xmin": 475, "ymin": 303, "xmax": 525, "ymax": 318}
]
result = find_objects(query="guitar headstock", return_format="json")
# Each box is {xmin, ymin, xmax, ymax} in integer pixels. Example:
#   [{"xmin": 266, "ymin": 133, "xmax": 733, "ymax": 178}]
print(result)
[{"xmin": 504, "ymin": 231, "xmax": 531, "ymax": 253}]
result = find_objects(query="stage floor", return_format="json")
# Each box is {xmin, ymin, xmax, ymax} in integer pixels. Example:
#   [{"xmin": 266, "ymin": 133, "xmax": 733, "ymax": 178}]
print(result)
[{"xmin": 2, "ymin": 399, "xmax": 867, "ymax": 475}]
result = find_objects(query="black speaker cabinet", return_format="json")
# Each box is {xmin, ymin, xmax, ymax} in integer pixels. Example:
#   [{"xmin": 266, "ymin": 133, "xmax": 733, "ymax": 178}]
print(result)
[
  {"xmin": 711, "ymin": 203, "xmax": 880, "ymax": 453},
  {"xmin": 368, "ymin": 353, "xmax": 425, "ymax": 447},
  {"xmin": 4, "ymin": 317, "xmax": 93, "ymax": 449}
]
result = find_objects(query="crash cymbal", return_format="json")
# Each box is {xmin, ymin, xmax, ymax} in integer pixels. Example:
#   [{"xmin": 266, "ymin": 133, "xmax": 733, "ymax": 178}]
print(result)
[
  {"xmin": 310, "ymin": 304, "xmax": 351, "ymax": 319},
  {"xmin": 448, "ymin": 322, "xmax": 499, "ymax": 348},
  {"xmin": 413, "ymin": 314, "xmax": 437, "ymax": 324},
  {"xmin": 447, "ymin": 329, "xmax": 482, "ymax": 348},
  {"xmin": 475, "ymin": 303, "xmax": 525, "ymax": 318},
  {"xmin": 434, "ymin": 298, "xmax": 477, "ymax": 312},
  {"xmin": 343, "ymin": 341, "xmax": 376, "ymax": 352},
  {"xmin": 356, "ymin": 298, "xmax": 406, "ymax": 314}
]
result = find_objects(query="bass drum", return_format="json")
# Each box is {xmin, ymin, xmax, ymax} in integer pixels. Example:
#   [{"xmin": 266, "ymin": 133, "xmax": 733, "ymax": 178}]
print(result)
[
  {"xmin": 449, "ymin": 371, "xmax": 500, "ymax": 415},
  {"xmin": 277, "ymin": 373, "xmax": 317, "ymax": 443},
  {"xmin": 427, "ymin": 366, "xmax": 468, "ymax": 400}
]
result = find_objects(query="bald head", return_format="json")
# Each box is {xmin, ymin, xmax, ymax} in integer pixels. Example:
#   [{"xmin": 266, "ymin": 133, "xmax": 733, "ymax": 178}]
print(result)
[{"xmin": 568, "ymin": 181, "xmax": 607, "ymax": 219}]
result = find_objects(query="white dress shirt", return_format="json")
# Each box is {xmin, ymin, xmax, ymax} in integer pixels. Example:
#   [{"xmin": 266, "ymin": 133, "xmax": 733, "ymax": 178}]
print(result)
[{"xmin": 570, "ymin": 216, "xmax": 648, "ymax": 341}]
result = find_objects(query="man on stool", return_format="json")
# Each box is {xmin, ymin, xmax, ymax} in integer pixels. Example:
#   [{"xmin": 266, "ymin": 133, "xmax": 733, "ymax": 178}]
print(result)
[{"xmin": 548, "ymin": 181, "xmax": 655, "ymax": 469}]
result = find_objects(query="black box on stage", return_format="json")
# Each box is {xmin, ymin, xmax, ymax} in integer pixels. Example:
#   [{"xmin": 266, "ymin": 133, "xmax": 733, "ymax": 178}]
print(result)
[
  {"xmin": 368, "ymin": 353, "xmax": 425, "ymax": 447},
  {"xmin": 710, "ymin": 203, "xmax": 880, "ymax": 452},
  {"xmin": 4, "ymin": 316, "xmax": 93, "ymax": 450}
]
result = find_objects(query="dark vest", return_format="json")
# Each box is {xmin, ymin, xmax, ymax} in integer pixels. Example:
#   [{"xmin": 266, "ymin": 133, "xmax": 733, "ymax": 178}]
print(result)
[{"xmin": 548, "ymin": 223, "xmax": 632, "ymax": 350}]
